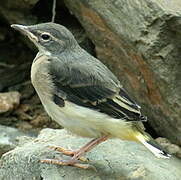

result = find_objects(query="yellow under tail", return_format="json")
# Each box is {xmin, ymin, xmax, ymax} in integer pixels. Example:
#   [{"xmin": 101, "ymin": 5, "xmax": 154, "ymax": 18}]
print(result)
[{"xmin": 135, "ymin": 132, "xmax": 170, "ymax": 158}]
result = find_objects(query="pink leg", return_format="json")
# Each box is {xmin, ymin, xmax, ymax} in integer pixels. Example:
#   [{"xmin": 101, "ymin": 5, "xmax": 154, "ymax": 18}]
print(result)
[
  {"xmin": 41, "ymin": 135, "xmax": 108, "ymax": 169},
  {"xmin": 71, "ymin": 136, "xmax": 108, "ymax": 162}
]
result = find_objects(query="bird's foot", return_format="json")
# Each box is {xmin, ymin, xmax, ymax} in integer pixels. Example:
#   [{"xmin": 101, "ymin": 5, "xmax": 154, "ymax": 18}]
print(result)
[
  {"xmin": 41, "ymin": 136, "xmax": 108, "ymax": 170},
  {"xmin": 40, "ymin": 158, "xmax": 93, "ymax": 169},
  {"xmin": 49, "ymin": 145, "xmax": 89, "ymax": 162}
]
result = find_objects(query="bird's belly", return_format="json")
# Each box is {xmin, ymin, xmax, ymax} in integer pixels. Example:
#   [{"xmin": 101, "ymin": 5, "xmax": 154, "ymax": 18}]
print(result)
[
  {"xmin": 42, "ymin": 98, "xmax": 133, "ymax": 139},
  {"xmin": 43, "ymin": 99, "xmax": 107, "ymax": 138}
]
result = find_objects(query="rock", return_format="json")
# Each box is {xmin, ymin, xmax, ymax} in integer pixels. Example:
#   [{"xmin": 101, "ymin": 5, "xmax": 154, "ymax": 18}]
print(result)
[
  {"xmin": 0, "ymin": 91, "xmax": 20, "ymax": 114},
  {"xmin": 15, "ymin": 121, "xmax": 34, "ymax": 131},
  {"xmin": 156, "ymin": 137, "xmax": 181, "ymax": 158},
  {"xmin": 70, "ymin": 27, "xmax": 95, "ymax": 55},
  {"xmin": 28, "ymin": 111, "xmax": 62, "ymax": 129},
  {"xmin": 0, "ymin": 0, "xmax": 38, "ymax": 24},
  {"xmin": 0, "ymin": 125, "xmax": 27, "ymax": 157},
  {"xmin": 0, "ymin": 63, "xmax": 31, "ymax": 92},
  {"xmin": 0, "ymin": 129, "xmax": 181, "ymax": 180},
  {"xmin": 9, "ymin": 81, "xmax": 35, "ymax": 101},
  {"xmin": 64, "ymin": 0, "xmax": 181, "ymax": 145},
  {"xmin": 14, "ymin": 104, "xmax": 33, "ymax": 121}
]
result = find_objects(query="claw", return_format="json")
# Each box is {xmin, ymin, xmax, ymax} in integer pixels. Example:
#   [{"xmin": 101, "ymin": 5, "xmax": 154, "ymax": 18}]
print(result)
[
  {"xmin": 48, "ymin": 145, "xmax": 89, "ymax": 162},
  {"xmin": 78, "ymin": 156, "xmax": 89, "ymax": 162},
  {"xmin": 40, "ymin": 159, "xmax": 94, "ymax": 170},
  {"xmin": 49, "ymin": 146, "xmax": 75, "ymax": 156}
]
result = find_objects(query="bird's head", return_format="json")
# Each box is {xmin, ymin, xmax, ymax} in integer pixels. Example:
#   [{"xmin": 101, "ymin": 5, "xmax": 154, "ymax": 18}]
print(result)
[{"xmin": 11, "ymin": 22, "xmax": 78, "ymax": 55}]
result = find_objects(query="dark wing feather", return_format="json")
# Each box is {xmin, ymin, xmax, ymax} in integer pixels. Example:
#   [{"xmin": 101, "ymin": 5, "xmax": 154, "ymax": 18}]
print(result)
[{"xmin": 49, "ymin": 57, "xmax": 146, "ymax": 121}]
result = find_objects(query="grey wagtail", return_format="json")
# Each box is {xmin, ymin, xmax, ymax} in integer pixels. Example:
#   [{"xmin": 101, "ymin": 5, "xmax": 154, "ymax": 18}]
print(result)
[{"xmin": 11, "ymin": 22, "xmax": 170, "ymax": 169}]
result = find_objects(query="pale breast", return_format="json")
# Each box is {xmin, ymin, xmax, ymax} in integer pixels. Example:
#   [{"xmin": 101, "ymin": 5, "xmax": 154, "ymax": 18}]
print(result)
[{"xmin": 31, "ymin": 53, "xmax": 54, "ymax": 100}]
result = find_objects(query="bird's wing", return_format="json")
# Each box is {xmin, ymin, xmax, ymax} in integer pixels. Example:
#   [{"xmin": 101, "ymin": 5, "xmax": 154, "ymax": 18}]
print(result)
[{"xmin": 49, "ymin": 58, "xmax": 146, "ymax": 121}]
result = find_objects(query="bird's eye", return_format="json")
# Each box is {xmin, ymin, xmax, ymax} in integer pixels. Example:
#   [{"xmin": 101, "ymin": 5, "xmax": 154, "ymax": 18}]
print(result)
[{"xmin": 41, "ymin": 33, "xmax": 51, "ymax": 41}]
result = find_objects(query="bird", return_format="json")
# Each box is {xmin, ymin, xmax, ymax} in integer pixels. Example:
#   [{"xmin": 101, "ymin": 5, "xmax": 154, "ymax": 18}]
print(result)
[{"xmin": 11, "ymin": 22, "xmax": 170, "ymax": 169}]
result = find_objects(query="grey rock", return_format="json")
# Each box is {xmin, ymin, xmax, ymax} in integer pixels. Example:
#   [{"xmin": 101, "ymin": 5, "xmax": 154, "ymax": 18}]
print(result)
[
  {"xmin": 0, "ymin": 63, "xmax": 31, "ymax": 92},
  {"xmin": 64, "ymin": 0, "xmax": 181, "ymax": 145},
  {"xmin": 0, "ymin": 128, "xmax": 181, "ymax": 180},
  {"xmin": 156, "ymin": 137, "xmax": 181, "ymax": 158},
  {"xmin": 0, "ymin": 125, "xmax": 27, "ymax": 157},
  {"xmin": 0, "ymin": 0, "xmax": 38, "ymax": 24}
]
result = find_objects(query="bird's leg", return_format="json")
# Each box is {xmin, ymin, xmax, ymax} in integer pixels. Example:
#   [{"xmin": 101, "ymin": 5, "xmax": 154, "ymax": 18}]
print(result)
[
  {"xmin": 41, "ymin": 135, "xmax": 108, "ymax": 169},
  {"xmin": 71, "ymin": 135, "xmax": 108, "ymax": 162}
]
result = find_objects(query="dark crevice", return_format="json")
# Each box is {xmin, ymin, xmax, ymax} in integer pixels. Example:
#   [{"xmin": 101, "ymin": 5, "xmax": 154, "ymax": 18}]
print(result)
[{"xmin": 144, "ymin": 122, "xmax": 159, "ymax": 138}]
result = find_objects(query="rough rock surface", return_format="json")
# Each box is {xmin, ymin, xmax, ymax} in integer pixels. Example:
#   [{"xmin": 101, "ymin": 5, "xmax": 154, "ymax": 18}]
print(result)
[
  {"xmin": 0, "ymin": 129, "xmax": 181, "ymax": 180},
  {"xmin": 0, "ymin": 0, "xmax": 38, "ymax": 24},
  {"xmin": 64, "ymin": 0, "xmax": 181, "ymax": 145},
  {"xmin": 0, "ymin": 91, "xmax": 20, "ymax": 113},
  {"xmin": 0, "ymin": 125, "xmax": 27, "ymax": 156},
  {"xmin": 156, "ymin": 137, "xmax": 181, "ymax": 158}
]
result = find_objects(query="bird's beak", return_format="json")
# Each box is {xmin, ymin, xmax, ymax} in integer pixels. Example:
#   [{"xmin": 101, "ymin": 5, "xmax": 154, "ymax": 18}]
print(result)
[
  {"xmin": 11, "ymin": 24, "xmax": 38, "ymax": 42},
  {"xmin": 11, "ymin": 24, "xmax": 29, "ymax": 35}
]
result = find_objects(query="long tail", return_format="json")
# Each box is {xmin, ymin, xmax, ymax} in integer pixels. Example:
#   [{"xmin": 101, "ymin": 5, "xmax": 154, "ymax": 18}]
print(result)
[{"xmin": 135, "ymin": 132, "xmax": 171, "ymax": 158}]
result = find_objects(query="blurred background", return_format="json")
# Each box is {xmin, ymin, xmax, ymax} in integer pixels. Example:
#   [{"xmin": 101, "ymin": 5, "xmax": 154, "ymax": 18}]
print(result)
[{"xmin": 0, "ymin": 0, "xmax": 180, "ymax": 157}]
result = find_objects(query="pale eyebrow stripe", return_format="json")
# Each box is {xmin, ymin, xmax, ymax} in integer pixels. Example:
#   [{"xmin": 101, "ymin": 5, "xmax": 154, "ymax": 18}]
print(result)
[{"xmin": 38, "ymin": 30, "xmax": 64, "ymax": 44}]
